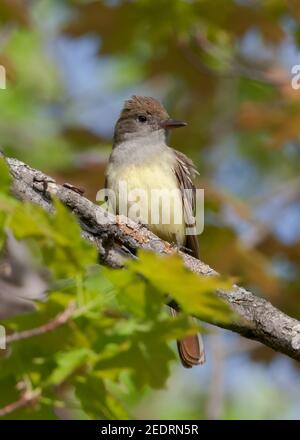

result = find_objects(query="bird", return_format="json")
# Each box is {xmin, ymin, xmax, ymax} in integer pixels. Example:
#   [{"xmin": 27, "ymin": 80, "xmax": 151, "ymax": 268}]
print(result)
[{"xmin": 105, "ymin": 95, "xmax": 205, "ymax": 367}]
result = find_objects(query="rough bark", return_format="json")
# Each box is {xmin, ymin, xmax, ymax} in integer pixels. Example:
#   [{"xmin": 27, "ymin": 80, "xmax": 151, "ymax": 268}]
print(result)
[{"xmin": 3, "ymin": 155, "xmax": 300, "ymax": 362}]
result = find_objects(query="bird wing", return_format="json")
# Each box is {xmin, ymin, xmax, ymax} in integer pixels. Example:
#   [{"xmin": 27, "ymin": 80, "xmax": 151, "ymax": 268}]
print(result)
[{"xmin": 172, "ymin": 149, "xmax": 200, "ymax": 259}]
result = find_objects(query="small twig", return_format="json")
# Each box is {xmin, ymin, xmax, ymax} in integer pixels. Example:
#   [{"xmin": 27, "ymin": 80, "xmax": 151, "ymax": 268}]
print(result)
[
  {"xmin": 0, "ymin": 389, "xmax": 40, "ymax": 417},
  {"xmin": 5, "ymin": 302, "xmax": 76, "ymax": 344},
  {"xmin": 0, "ymin": 303, "xmax": 76, "ymax": 418}
]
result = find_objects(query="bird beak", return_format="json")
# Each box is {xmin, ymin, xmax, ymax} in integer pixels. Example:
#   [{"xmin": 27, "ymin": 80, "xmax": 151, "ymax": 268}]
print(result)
[{"xmin": 160, "ymin": 119, "xmax": 187, "ymax": 129}]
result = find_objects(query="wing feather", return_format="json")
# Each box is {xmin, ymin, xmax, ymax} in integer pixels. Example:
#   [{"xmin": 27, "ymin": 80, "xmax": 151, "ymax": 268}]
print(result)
[{"xmin": 172, "ymin": 149, "xmax": 199, "ymax": 259}]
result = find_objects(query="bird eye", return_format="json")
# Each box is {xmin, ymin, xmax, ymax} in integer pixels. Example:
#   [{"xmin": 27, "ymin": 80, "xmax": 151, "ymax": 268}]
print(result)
[{"xmin": 138, "ymin": 115, "xmax": 147, "ymax": 123}]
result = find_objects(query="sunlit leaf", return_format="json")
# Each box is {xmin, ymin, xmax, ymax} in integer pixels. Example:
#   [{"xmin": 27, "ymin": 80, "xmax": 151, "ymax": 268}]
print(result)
[{"xmin": 125, "ymin": 251, "xmax": 234, "ymax": 323}]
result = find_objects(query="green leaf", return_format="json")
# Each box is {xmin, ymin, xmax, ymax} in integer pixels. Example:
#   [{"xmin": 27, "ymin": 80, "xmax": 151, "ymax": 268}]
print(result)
[
  {"xmin": 0, "ymin": 157, "xmax": 11, "ymax": 194},
  {"xmin": 75, "ymin": 375, "xmax": 129, "ymax": 420},
  {"xmin": 105, "ymin": 269, "xmax": 164, "ymax": 319},
  {"xmin": 126, "ymin": 251, "xmax": 234, "ymax": 323},
  {"xmin": 94, "ymin": 314, "xmax": 197, "ymax": 390},
  {"xmin": 9, "ymin": 198, "xmax": 97, "ymax": 277},
  {"xmin": 47, "ymin": 348, "xmax": 96, "ymax": 386},
  {"xmin": 9, "ymin": 202, "xmax": 54, "ymax": 239}
]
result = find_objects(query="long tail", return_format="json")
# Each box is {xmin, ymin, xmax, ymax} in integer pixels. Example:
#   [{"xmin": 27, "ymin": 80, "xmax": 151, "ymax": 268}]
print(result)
[{"xmin": 170, "ymin": 308, "xmax": 205, "ymax": 368}]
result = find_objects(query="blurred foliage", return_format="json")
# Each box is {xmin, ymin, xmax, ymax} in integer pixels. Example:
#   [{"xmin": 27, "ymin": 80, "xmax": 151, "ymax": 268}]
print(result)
[{"xmin": 0, "ymin": 0, "xmax": 300, "ymax": 420}]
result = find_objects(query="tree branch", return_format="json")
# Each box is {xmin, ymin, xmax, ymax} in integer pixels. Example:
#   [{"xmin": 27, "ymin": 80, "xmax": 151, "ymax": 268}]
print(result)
[
  {"xmin": 3, "ymin": 155, "xmax": 300, "ymax": 362},
  {"xmin": 5, "ymin": 302, "xmax": 76, "ymax": 344},
  {"xmin": 0, "ymin": 302, "xmax": 75, "ymax": 418},
  {"xmin": 0, "ymin": 389, "xmax": 40, "ymax": 418}
]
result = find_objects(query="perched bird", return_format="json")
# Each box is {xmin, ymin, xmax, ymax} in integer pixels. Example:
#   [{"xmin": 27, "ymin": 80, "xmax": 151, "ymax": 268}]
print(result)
[{"xmin": 105, "ymin": 95, "xmax": 205, "ymax": 367}]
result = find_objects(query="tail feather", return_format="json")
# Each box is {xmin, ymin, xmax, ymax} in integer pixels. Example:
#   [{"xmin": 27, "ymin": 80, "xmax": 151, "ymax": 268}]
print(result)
[
  {"xmin": 177, "ymin": 333, "xmax": 205, "ymax": 368},
  {"xmin": 170, "ymin": 308, "xmax": 205, "ymax": 368}
]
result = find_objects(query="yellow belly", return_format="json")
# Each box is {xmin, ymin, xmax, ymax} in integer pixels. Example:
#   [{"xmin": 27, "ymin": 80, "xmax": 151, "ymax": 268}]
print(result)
[{"xmin": 107, "ymin": 161, "xmax": 185, "ymax": 245}]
